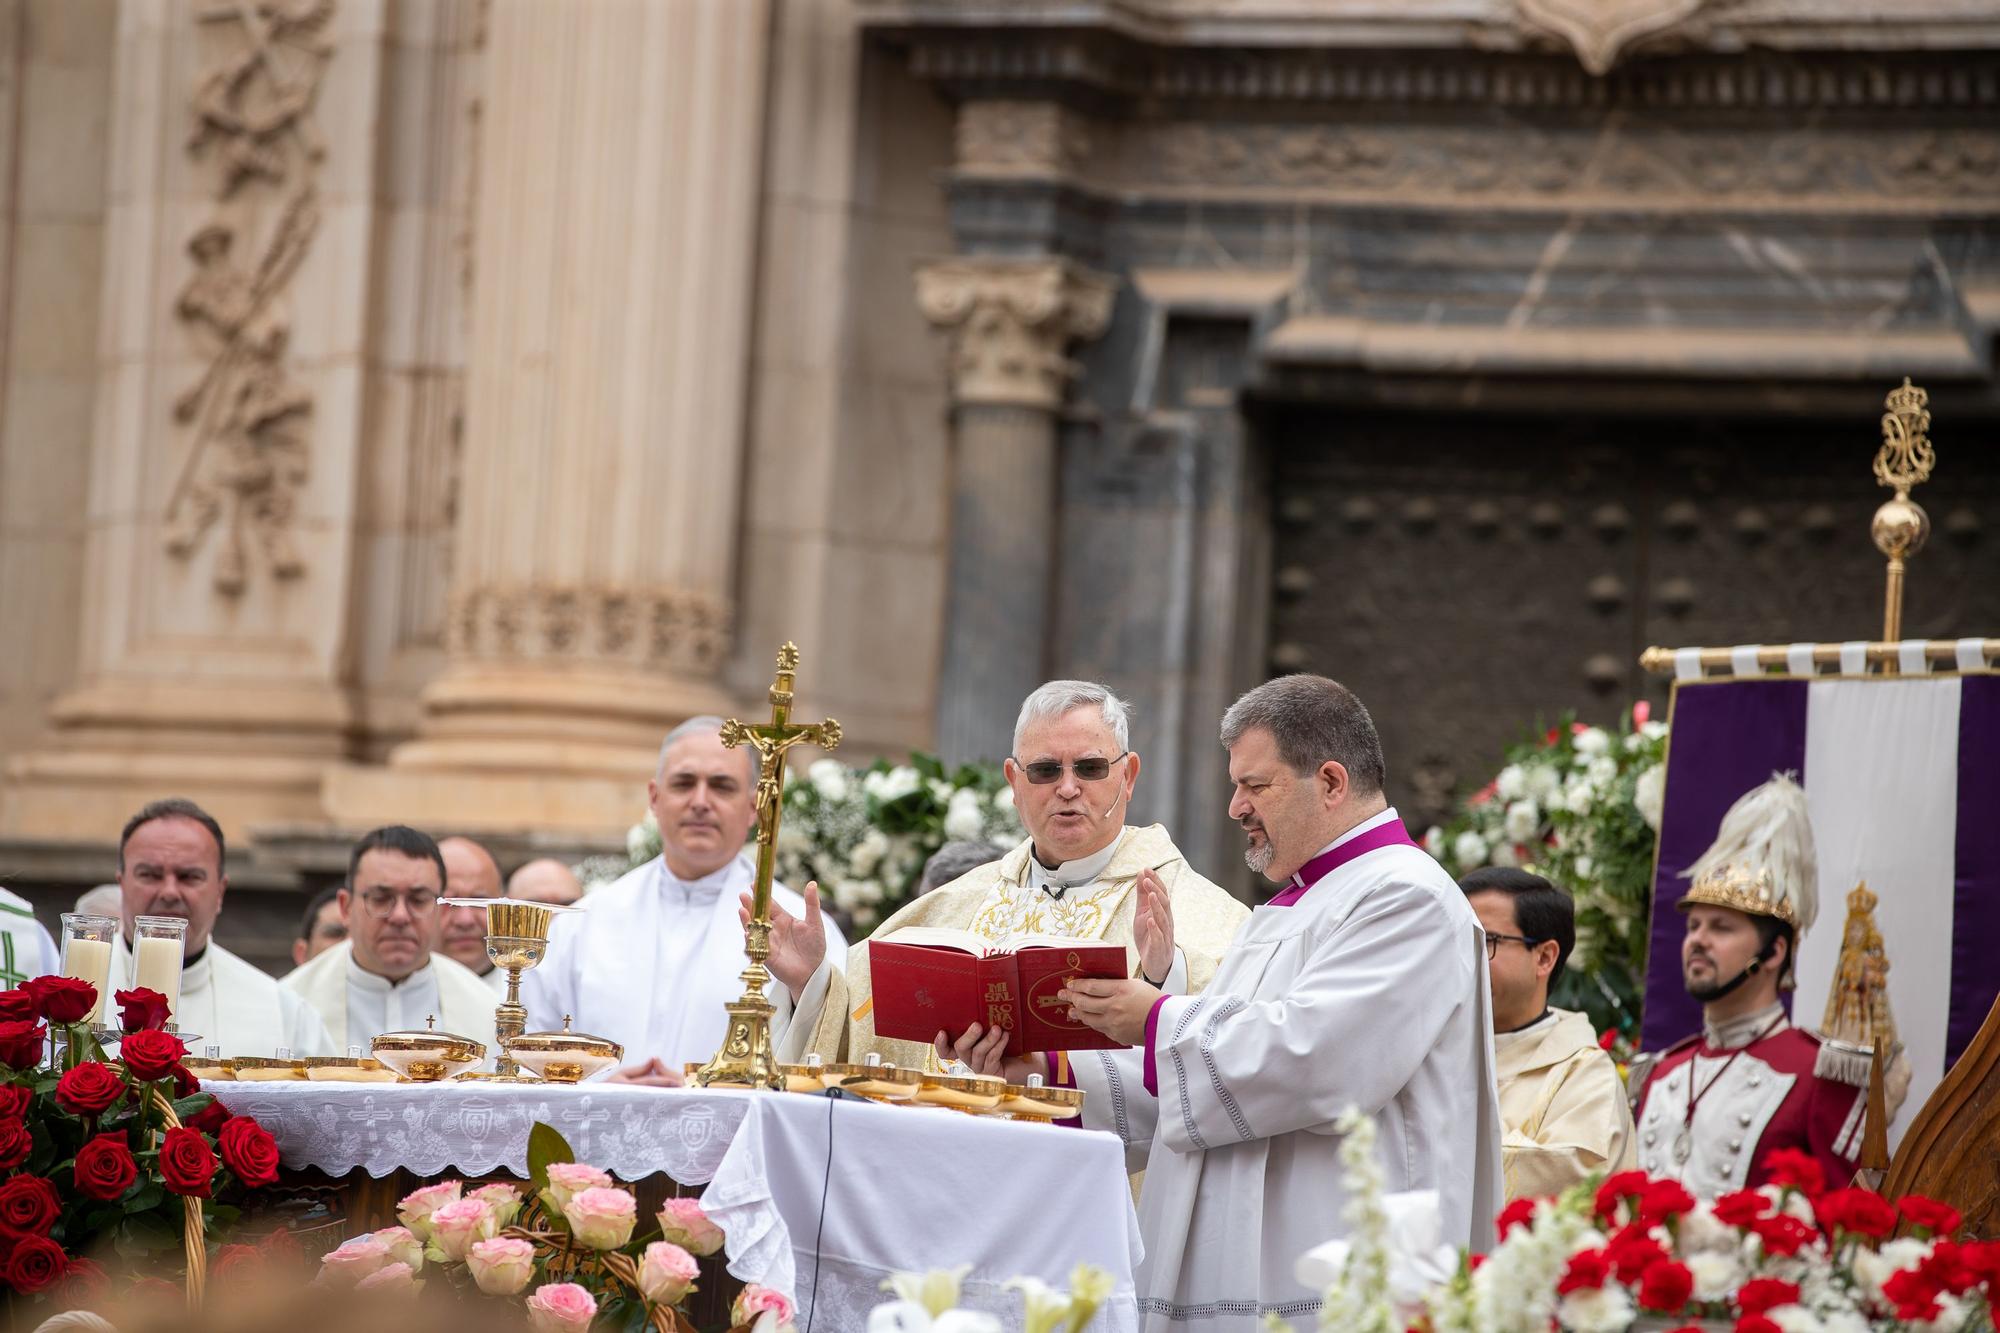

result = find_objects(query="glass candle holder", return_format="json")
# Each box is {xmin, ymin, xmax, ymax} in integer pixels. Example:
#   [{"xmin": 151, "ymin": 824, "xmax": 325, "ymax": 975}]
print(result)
[
  {"xmin": 59, "ymin": 913, "xmax": 118, "ymax": 1026},
  {"xmin": 130, "ymin": 915, "xmax": 188, "ymax": 1023}
]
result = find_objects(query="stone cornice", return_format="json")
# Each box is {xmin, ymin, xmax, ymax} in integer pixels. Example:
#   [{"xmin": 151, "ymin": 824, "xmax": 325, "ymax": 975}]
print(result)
[{"xmin": 870, "ymin": 1, "xmax": 2000, "ymax": 97}]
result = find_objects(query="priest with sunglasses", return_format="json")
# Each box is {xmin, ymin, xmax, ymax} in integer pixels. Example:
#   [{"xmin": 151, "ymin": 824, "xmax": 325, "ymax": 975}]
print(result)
[{"xmin": 769, "ymin": 679, "xmax": 1249, "ymax": 1087}]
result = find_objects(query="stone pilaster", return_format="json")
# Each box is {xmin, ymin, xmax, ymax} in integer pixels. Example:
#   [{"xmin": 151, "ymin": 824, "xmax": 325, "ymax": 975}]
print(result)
[
  {"xmin": 917, "ymin": 257, "xmax": 1115, "ymax": 763},
  {"xmin": 325, "ymin": 0, "xmax": 772, "ymax": 834},
  {"xmin": 0, "ymin": 0, "xmax": 383, "ymax": 842}
]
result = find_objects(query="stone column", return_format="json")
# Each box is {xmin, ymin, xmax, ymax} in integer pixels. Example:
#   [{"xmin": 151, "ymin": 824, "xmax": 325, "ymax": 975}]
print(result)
[
  {"xmin": 325, "ymin": 0, "xmax": 772, "ymax": 834},
  {"xmin": 0, "ymin": 0, "xmax": 384, "ymax": 842},
  {"xmin": 916, "ymin": 257, "xmax": 1115, "ymax": 764}
]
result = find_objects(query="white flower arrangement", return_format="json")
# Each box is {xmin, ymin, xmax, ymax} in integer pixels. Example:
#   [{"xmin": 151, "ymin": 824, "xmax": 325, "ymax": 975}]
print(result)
[
  {"xmin": 869, "ymin": 1263, "xmax": 1112, "ymax": 1333},
  {"xmin": 1422, "ymin": 707, "xmax": 1668, "ymax": 1044}
]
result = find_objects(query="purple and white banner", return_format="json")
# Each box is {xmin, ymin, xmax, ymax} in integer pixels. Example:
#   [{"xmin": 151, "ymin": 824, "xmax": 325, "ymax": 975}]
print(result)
[{"xmin": 1641, "ymin": 674, "xmax": 2000, "ymax": 1145}]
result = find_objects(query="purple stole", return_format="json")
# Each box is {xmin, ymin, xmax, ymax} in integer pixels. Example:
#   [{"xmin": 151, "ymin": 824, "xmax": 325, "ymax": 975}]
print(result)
[{"xmin": 1266, "ymin": 818, "xmax": 1420, "ymax": 907}]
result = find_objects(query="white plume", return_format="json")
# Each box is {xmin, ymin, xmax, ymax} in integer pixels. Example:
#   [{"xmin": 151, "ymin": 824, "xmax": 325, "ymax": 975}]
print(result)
[{"xmin": 1682, "ymin": 772, "xmax": 1818, "ymax": 935}]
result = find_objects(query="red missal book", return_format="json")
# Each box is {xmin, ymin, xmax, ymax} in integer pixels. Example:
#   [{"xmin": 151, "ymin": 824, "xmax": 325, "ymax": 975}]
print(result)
[{"xmin": 867, "ymin": 928, "xmax": 1132, "ymax": 1056}]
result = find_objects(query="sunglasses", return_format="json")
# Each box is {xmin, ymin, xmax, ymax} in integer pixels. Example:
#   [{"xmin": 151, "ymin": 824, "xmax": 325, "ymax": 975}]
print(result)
[{"xmin": 1013, "ymin": 753, "xmax": 1129, "ymax": 785}]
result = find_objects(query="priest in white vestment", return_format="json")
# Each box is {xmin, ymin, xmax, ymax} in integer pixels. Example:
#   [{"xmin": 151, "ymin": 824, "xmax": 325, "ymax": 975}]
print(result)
[
  {"xmin": 282, "ymin": 826, "xmax": 498, "ymax": 1055},
  {"xmin": 0, "ymin": 888, "xmax": 58, "ymax": 988},
  {"xmin": 113, "ymin": 798, "xmax": 332, "ymax": 1057},
  {"xmin": 438, "ymin": 836, "xmax": 509, "ymax": 996},
  {"xmin": 768, "ymin": 680, "xmax": 1249, "ymax": 1074},
  {"xmin": 1059, "ymin": 675, "xmax": 1503, "ymax": 1331},
  {"xmin": 524, "ymin": 718, "xmax": 846, "ymax": 1085}
]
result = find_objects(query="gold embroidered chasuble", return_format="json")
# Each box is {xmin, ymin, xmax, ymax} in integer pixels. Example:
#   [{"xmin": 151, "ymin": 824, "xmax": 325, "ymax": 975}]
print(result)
[{"xmin": 800, "ymin": 822, "xmax": 1249, "ymax": 1069}]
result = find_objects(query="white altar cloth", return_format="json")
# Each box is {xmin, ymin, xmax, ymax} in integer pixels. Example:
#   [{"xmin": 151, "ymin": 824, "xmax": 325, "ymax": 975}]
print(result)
[{"xmin": 205, "ymin": 1082, "xmax": 1142, "ymax": 1332}]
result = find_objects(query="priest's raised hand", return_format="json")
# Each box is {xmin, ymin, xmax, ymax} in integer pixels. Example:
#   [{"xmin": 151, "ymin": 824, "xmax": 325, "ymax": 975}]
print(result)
[
  {"xmin": 1134, "ymin": 866, "xmax": 1174, "ymax": 985},
  {"xmin": 751, "ymin": 879, "xmax": 827, "ymax": 998}
]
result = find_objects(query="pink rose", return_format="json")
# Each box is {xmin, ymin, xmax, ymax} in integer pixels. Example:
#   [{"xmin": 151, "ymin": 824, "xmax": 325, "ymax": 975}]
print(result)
[
  {"xmin": 427, "ymin": 1197, "xmax": 500, "ymax": 1262},
  {"xmin": 540, "ymin": 1162, "xmax": 612, "ymax": 1214},
  {"xmin": 637, "ymin": 1241, "xmax": 699, "ymax": 1305},
  {"xmin": 318, "ymin": 1237, "xmax": 391, "ymax": 1284},
  {"xmin": 370, "ymin": 1225, "xmax": 425, "ymax": 1272},
  {"xmin": 467, "ymin": 1236, "xmax": 537, "ymax": 1297},
  {"xmin": 356, "ymin": 1261, "xmax": 418, "ymax": 1293},
  {"xmin": 470, "ymin": 1181, "xmax": 523, "ymax": 1229},
  {"xmin": 527, "ymin": 1281, "xmax": 599, "ymax": 1333},
  {"xmin": 657, "ymin": 1198, "xmax": 725, "ymax": 1258},
  {"xmin": 396, "ymin": 1179, "xmax": 464, "ymax": 1239},
  {"xmin": 733, "ymin": 1285, "xmax": 796, "ymax": 1328},
  {"xmin": 562, "ymin": 1185, "xmax": 636, "ymax": 1250}
]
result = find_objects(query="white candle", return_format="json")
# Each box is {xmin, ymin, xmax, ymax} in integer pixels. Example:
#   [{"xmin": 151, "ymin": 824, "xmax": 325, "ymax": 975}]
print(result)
[
  {"xmin": 132, "ymin": 935, "xmax": 184, "ymax": 1018},
  {"xmin": 62, "ymin": 938, "xmax": 113, "ymax": 1025}
]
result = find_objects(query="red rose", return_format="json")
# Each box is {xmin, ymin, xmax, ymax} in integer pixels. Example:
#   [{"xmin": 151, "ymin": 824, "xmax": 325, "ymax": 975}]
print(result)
[
  {"xmin": 1750, "ymin": 1213, "xmax": 1817, "ymax": 1257},
  {"xmin": 1899, "ymin": 1194, "xmax": 1963, "ymax": 1237},
  {"xmin": 1736, "ymin": 1317, "xmax": 1782, "ymax": 1333},
  {"xmin": 71, "ymin": 1132, "xmax": 137, "ymax": 1202},
  {"xmin": 184, "ymin": 1097, "xmax": 232, "ymax": 1136},
  {"xmin": 61, "ymin": 1256, "xmax": 110, "ymax": 1308},
  {"xmin": 0, "ymin": 1175, "xmax": 60, "ymax": 1237},
  {"xmin": 1735, "ymin": 1277, "xmax": 1801, "ymax": 1316},
  {"xmin": 0, "ymin": 1118, "xmax": 30, "ymax": 1170},
  {"xmin": 158, "ymin": 1126, "xmax": 216, "ymax": 1198},
  {"xmin": 1605, "ymin": 1224, "xmax": 1668, "ymax": 1282},
  {"xmin": 0, "ymin": 1084, "xmax": 28, "ymax": 1121},
  {"xmin": 1593, "ymin": 1169, "xmax": 1649, "ymax": 1222},
  {"xmin": 1556, "ymin": 1248, "xmax": 1611, "ymax": 1296},
  {"xmin": 0, "ymin": 989, "xmax": 36, "ymax": 1023},
  {"xmin": 259, "ymin": 1225, "xmax": 303, "ymax": 1268},
  {"xmin": 1760, "ymin": 1147, "xmax": 1824, "ymax": 1197},
  {"xmin": 114, "ymin": 988, "xmax": 172, "ymax": 1034},
  {"xmin": 213, "ymin": 1244, "xmax": 263, "ymax": 1282},
  {"xmin": 117, "ymin": 1028, "xmax": 186, "ymax": 1083},
  {"xmin": 218, "ymin": 1116, "xmax": 280, "ymax": 1188},
  {"xmin": 1959, "ymin": 1239, "xmax": 2000, "ymax": 1284},
  {"xmin": 0, "ymin": 1019, "xmax": 47, "ymax": 1071},
  {"xmin": 23, "ymin": 976, "xmax": 98, "ymax": 1025},
  {"xmin": 127, "ymin": 1275, "xmax": 183, "ymax": 1305},
  {"xmin": 54, "ymin": 1061, "xmax": 125, "ymax": 1118},
  {"xmin": 1638, "ymin": 1259, "xmax": 1694, "ymax": 1314},
  {"xmin": 1639, "ymin": 1178, "xmax": 1696, "ymax": 1226},
  {"xmin": 1816, "ymin": 1187, "xmax": 1897, "ymax": 1240},
  {"xmin": 1881, "ymin": 1266, "xmax": 1944, "ymax": 1322},
  {"xmin": 1495, "ymin": 1196, "xmax": 1537, "ymax": 1238},
  {"xmin": 5, "ymin": 1235, "xmax": 67, "ymax": 1293},
  {"xmin": 1713, "ymin": 1189, "xmax": 1770, "ymax": 1227}
]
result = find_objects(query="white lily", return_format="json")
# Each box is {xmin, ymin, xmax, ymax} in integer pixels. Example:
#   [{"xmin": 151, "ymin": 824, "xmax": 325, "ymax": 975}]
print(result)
[
  {"xmin": 1006, "ymin": 1277, "xmax": 1071, "ymax": 1333},
  {"xmin": 882, "ymin": 1266, "xmax": 974, "ymax": 1318}
]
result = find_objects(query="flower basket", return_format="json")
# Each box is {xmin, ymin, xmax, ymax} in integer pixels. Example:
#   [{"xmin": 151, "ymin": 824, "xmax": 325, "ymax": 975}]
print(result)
[{"xmin": 146, "ymin": 1085, "xmax": 206, "ymax": 1307}]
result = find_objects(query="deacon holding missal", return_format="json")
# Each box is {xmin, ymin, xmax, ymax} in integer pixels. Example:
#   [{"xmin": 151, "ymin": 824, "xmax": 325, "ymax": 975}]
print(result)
[
  {"xmin": 766, "ymin": 679, "xmax": 1248, "ymax": 1074},
  {"xmin": 865, "ymin": 926, "xmax": 1128, "ymax": 1056}
]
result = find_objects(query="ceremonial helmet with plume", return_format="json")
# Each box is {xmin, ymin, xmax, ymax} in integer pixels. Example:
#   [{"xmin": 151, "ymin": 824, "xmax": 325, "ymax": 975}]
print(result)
[{"xmin": 1677, "ymin": 772, "xmax": 1819, "ymax": 937}]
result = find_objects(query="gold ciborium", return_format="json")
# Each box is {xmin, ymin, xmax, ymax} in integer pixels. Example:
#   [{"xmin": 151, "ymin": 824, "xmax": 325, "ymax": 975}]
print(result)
[{"xmin": 440, "ymin": 897, "xmax": 578, "ymax": 1081}]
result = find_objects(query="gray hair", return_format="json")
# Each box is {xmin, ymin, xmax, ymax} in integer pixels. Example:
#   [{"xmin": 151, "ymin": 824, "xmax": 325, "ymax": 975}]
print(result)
[
  {"xmin": 1220, "ymin": 674, "xmax": 1386, "ymax": 794},
  {"xmin": 919, "ymin": 840, "xmax": 1004, "ymax": 894},
  {"xmin": 656, "ymin": 715, "xmax": 757, "ymax": 783},
  {"xmin": 1012, "ymin": 680, "xmax": 1132, "ymax": 757}
]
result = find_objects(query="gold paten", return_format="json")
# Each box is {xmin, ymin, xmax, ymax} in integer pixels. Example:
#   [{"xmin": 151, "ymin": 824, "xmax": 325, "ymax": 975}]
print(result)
[
  {"xmin": 230, "ymin": 1056, "xmax": 306, "ymax": 1082},
  {"xmin": 183, "ymin": 1058, "xmax": 235, "ymax": 1081},
  {"xmin": 998, "ymin": 1083, "xmax": 1086, "ymax": 1120},
  {"xmin": 301, "ymin": 1056, "xmax": 400, "ymax": 1083},
  {"xmin": 507, "ymin": 1015, "xmax": 622, "ymax": 1084},
  {"xmin": 818, "ymin": 1061, "xmax": 922, "ymax": 1102},
  {"xmin": 689, "ymin": 643, "xmax": 841, "ymax": 1091},
  {"xmin": 914, "ymin": 1071, "xmax": 1007, "ymax": 1112},
  {"xmin": 372, "ymin": 1016, "xmax": 486, "ymax": 1083}
]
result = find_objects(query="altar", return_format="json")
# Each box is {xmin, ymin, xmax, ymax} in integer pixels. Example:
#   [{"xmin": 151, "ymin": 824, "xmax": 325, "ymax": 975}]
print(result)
[{"xmin": 208, "ymin": 1080, "xmax": 1144, "ymax": 1331}]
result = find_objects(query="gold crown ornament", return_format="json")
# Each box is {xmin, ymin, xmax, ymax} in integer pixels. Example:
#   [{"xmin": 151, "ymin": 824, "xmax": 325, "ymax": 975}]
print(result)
[{"xmin": 1677, "ymin": 773, "xmax": 1818, "ymax": 936}]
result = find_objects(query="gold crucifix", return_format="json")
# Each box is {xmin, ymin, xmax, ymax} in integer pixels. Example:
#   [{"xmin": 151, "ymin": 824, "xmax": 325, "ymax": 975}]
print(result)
[{"xmin": 689, "ymin": 643, "xmax": 841, "ymax": 1089}]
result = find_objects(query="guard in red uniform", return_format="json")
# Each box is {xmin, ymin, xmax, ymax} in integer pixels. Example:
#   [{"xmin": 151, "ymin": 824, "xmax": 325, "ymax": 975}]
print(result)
[{"xmin": 1634, "ymin": 775, "xmax": 1866, "ymax": 1197}]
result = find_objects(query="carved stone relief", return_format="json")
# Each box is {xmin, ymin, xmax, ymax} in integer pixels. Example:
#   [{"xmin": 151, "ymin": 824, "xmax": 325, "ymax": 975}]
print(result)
[
  {"xmin": 449, "ymin": 585, "xmax": 732, "ymax": 677},
  {"xmin": 169, "ymin": 0, "xmax": 334, "ymax": 594},
  {"xmin": 915, "ymin": 258, "xmax": 1118, "ymax": 409},
  {"xmin": 1515, "ymin": 0, "xmax": 1712, "ymax": 76},
  {"xmin": 955, "ymin": 100, "xmax": 1092, "ymax": 177}
]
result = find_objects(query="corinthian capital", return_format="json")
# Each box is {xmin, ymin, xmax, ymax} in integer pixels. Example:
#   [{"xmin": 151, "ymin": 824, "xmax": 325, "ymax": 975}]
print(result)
[{"xmin": 915, "ymin": 257, "xmax": 1117, "ymax": 409}]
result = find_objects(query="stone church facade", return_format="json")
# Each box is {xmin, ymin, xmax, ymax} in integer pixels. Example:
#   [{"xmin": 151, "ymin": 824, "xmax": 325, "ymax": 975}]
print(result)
[{"xmin": 0, "ymin": 0, "xmax": 1994, "ymax": 962}]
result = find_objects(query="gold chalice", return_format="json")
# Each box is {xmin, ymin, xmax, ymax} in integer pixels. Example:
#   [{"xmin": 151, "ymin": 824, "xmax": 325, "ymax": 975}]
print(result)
[{"xmin": 440, "ymin": 897, "xmax": 579, "ymax": 1081}]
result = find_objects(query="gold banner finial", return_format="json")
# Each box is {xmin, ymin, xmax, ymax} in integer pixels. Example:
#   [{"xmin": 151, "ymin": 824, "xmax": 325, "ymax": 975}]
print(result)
[
  {"xmin": 690, "ymin": 643, "xmax": 840, "ymax": 1090},
  {"xmin": 1870, "ymin": 378, "xmax": 1935, "ymax": 646}
]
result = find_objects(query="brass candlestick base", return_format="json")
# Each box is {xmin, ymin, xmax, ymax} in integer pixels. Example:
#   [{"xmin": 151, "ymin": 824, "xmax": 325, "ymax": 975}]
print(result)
[
  {"xmin": 690, "ymin": 644, "xmax": 839, "ymax": 1090},
  {"xmin": 690, "ymin": 921, "xmax": 782, "ymax": 1090}
]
